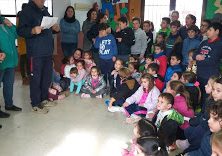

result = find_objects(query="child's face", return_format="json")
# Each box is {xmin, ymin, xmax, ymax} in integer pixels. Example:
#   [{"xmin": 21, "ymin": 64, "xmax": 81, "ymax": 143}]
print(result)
[
  {"xmin": 200, "ymin": 21, "xmax": 209, "ymax": 34},
  {"xmin": 128, "ymin": 64, "xmax": 135, "ymax": 73},
  {"xmin": 160, "ymin": 20, "xmax": 168, "ymax": 29},
  {"xmin": 48, "ymin": 88, "xmax": 57, "ymax": 95},
  {"xmin": 76, "ymin": 63, "xmax": 84, "ymax": 70},
  {"xmin": 114, "ymin": 60, "xmax": 123, "ymax": 71},
  {"xmin": 170, "ymin": 56, "xmax": 180, "ymax": 66},
  {"xmin": 147, "ymin": 68, "xmax": 156, "ymax": 76},
  {"xmin": 157, "ymin": 97, "xmax": 172, "ymax": 111},
  {"xmin": 205, "ymin": 79, "xmax": 214, "ymax": 94},
  {"xmin": 84, "ymin": 53, "xmax": 90, "ymax": 60},
  {"xmin": 99, "ymin": 30, "xmax": 107, "ymax": 37},
  {"xmin": 212, "ymin": 142, "xmax": 222, "ymax": 156},
  {"xmin": 91, "ymin": 68, "xmax": 99, "ymax": 78},
  {"xmin": 143, "ymin": 23, "xmax": 150, "ymax": 32},
  {"xmin": 129, "ymin": 57, "xmax": 137, "ymax": 63},
  {"xmin": 170, "ymin": 25, "xmax": 178, "ymax": 34},
  {"xmin": 74, "ymin": 50, "xmax": 81, "ymax": 60},
  {"xmin": 145, "ymin": 58, "xmax": 153, "ymax": 65},
  {"xmin": 180, "ymin": 76, "xmax": 186, "ymax": 83},
  {"xmin": 171, "ymin": 73, "xmax": 180, "ymax": 81},
  {"xmin": 70, "ymin": 73, "xmax": 77, "ymax": 79},
  {"xmin": 185, "ymin": 15, "xmax": 194, "ymax": 26},
  {"xmin": 166, "ymin": 84, "xmax": 175, "ymax": 96},
  {"xmin": 141, "ymin": 78, "xmax": 149, "ymax": 89},
  {"xmin": 69, "ymin": 57, "xmax": 75, "ymax": 65},
  {"xmin": 171, "ymin": 12, "xmax": 179, "ymax": 21},
  {"xmin": 133, "ymin": 20, "xmax": 140, "ymax": 30},
  {"xmin": 212, "ymin": 83, "xmax": 222, "ymax": 101},
  {"xmin": 156, "ymin": 35, "xmax": 164, "ymax": 43},
  {"xmin": 118, "ymin": 21, "xmax": 127, "ymax": 30},
  {"xmin": 154, "ymin": 46, "xmax": 163, "ymax": 54},
  {"xmin": 208, "ymin": 113, "xmax": 222, "ymax": 133},
  {"xmin": 207, "ymin": 27, "xmax": 219, "ymax": 39},
  {"xmin": 188, "ymin": 30, "xmax": 196, "ymax": 38}
]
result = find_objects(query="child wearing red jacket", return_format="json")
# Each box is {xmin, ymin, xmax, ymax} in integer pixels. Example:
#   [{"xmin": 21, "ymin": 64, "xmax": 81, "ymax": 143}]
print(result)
[
  {"xmin": 153, "ymin": 43, "xmax": 167, "ymax": 78},
  {"xmin": 147, "ymin": 63, "xmax": 164, "ymax": 91}
]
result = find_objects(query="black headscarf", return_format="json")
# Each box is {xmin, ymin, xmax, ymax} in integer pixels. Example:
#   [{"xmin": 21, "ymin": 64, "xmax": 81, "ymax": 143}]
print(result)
[{"xmin": 64, "ymin": 6, "xmax": 76, "ymax": 23}]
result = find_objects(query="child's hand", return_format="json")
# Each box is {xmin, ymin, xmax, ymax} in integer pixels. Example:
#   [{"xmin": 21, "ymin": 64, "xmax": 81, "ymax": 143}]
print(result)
[
  {"xmin": 116, "ymin": 38, "xmax": 122, "ymax": 42},
  {"xmin": 92, "ymin": 90, "xmax": 96, "ymax": 94},
  {"xmin": 123, "ymin": 102, "xmax": 129, "ymax": 107},
  {"xmin": 196, "ymin": 54, "xmax": 205, "ymax": 61},
  {"xmin": 144, "ymin": 64, "xmax": 148, "ymax": 69},
  {"xmin": 92, "ymin": 38, "xmax": 96, "ymax": 44},
  {"xmin": 111, "ymin": 70, "xmax": 117, "ymax": 75},
  {"xmin": 146, "ymin": 113, "xmax": 155, "ymax": 119},
  {"xmin": 112, "ymin": 56, "xmax": 116, "ymax": 62}
]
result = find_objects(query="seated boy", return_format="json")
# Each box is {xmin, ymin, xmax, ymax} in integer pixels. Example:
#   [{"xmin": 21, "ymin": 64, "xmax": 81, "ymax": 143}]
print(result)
[
  {"xmin": 147, "ymin": 63, "xmax": 164, "ymax": 91},
  {"xmin": 164, "ymin": 53, "xmax": 183, "ymax": 84}
]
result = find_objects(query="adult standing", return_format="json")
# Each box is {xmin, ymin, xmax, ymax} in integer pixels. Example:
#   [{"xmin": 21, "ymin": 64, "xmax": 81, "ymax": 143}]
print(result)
[
  {"xmin": 0, "ymin": 17, "xmax": 22, "ymax": 118},
  {"xmin": 60, "ymin": 6, "xmax": 80, "ymax": 57},
  {"xmin": 179, "ymin": 14, "xmax": 200, "ymax": 40},
  {"xmin": 17, "ymin": 0, "xmax": 60, "ymax": 114},
  {"xmin": 82, "ymin": 8, "xmax": 97, "ymax": 51}
]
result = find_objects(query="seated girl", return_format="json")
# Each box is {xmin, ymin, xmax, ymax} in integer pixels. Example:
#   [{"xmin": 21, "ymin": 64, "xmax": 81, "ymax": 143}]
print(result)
[
  {"xmin": 107, "ymin": 67, "xmax": 140, "ymax": 112},
  {"xmin": 122, "ymin": 73, "xmax": 160, "ymax": 120},
  {"xmin": 83, "ymin": 51, "xmax": 96, "ymax": 73},
  {"xmin": 81, "ymin": 66, "xmax": 106, "ymax": 98}
]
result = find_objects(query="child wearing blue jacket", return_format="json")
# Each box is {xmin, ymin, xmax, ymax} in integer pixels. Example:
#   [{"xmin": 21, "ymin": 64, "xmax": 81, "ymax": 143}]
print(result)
[{"xmin": 94, "ymin": 23, "xmax": 117, "ymax": 85}]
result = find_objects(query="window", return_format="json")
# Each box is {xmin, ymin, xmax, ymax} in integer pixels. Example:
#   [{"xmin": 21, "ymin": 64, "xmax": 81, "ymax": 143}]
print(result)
[
  {"xmin": 0, "ymin": 0, "xmax": 53, "ymax": 25},
  {"xmin": 144, "ymin": 0, "xmax": 170, "ymax": 32},
  {"xmin": 176, "ymin": 0, "xmax": 203, "ymax": 28}
]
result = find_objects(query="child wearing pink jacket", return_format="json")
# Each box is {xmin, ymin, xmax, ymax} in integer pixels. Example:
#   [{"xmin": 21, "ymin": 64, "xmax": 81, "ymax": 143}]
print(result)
[{"xmin": 166, "ymin": 80, "xmax": 194, "ymax": 129}]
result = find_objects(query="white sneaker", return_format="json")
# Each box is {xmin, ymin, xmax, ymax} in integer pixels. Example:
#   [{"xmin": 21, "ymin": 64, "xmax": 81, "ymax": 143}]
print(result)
[
  {"xmin": 96, "ymin": 95, "xmax": 102, "ymax": 99},
  {"xmin": 176, "ymin": 139, "xmax": 190, "ymax": 151},
  {"xmin": 108, "ymin": 106, "xmax": 124, "ymax": 112},
  {"xmin": 81, "ymin": 93, "xmax": 91, "ymax": 98}
]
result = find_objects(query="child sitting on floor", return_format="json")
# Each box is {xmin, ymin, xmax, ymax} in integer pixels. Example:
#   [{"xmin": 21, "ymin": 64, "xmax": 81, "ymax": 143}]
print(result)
[
  {"xmin": 122, "ymin": 118, "xmax": 157, "ymax": 156},
  {"xmin": 69, "ymin": 60, "xmax": 87, "ymax": 94},
  {"xmin": 152, "ymin": 93, "xmax": 184, "ymax": 150},
  {"xmin": 83, "ymin": 51, "xmax": 96, "ymax": 73},
  {"xmin": 122, "ymin": 73, "xmax": 160, "ymax": 121},
  {"xmin": 81, "ymin": 66, "xmax": 106, "ymax": 98}
]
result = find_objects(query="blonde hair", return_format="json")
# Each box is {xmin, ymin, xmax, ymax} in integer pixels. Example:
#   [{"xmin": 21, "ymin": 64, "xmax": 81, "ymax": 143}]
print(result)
[
  {"xmin": 118, "ymin": 67, "xmax": 131, "ymax": 79},
  {"xmin": 169, "ymin": 80, "xmax": 191, "ymax": 108}
]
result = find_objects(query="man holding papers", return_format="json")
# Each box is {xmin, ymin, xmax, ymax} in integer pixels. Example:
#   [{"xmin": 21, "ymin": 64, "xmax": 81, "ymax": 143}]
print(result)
[{"xmin": 17, "ymin": 0, "xmax": 60, "ymax": 114}]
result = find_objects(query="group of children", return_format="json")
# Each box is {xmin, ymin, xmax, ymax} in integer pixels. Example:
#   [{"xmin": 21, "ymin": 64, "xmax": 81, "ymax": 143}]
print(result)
[{"xmin": 44, "ymin": 12, "xmax": 222, "ymax": 156}]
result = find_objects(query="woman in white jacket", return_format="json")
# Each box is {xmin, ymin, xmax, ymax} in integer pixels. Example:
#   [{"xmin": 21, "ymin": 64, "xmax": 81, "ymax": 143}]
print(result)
[{"xmin": 122, "ymin": 73, "xmax": 160, "ymax": 119}]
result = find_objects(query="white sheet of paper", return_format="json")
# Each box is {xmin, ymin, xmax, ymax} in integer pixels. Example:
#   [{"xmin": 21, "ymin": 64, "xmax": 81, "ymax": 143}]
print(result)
[{"xmin": 41, "ymin": 16, "xmax": 58, "ymax": 29}]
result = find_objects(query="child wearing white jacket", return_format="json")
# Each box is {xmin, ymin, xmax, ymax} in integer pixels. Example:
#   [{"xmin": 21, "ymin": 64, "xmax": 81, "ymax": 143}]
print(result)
[{"xmin": 122, "ymin": 73, "xmax": 160, "ymax": 121}]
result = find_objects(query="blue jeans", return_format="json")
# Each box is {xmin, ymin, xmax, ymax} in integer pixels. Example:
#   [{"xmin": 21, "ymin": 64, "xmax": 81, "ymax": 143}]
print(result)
[{"xmin": 0, "ymin": 68, "xmax": 15, "ymax": 107}]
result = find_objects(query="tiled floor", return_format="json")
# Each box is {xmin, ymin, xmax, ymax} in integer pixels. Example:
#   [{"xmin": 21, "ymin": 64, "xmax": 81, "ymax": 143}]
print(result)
[{"xmin": 0, "ymin": 74, "xmax": 179, "ymax": 156}]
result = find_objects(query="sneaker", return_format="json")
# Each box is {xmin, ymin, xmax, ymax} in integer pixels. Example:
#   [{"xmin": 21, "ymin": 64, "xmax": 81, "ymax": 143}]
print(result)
[
  {"xmin": 5, "ymin": 105, "xmax": 22, "ymax": 111},
  {"xmin": 41, "ymin": 100, "xmax": 57, "ymax": 107},
  {"xmin": 108, "ymin": 106, "xmax": 124, "ymax": 113},
  {"xmin": 0, "ymin": 110, "xmax": 10, "ymax": 118},
  {"xmin": 176, "ymin": 139, "xmax": 190, "ymax": 151},
  {"xmin": 32, "ymin": 106, "xmax": 49, "ymax": 114},
  {"xmin": 96, "ymin": 95, "xmax": 102, "ymax": 99},
  {"xmin": 81, "ymin": 93, "xmax": 90, "ymax": 98}
]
